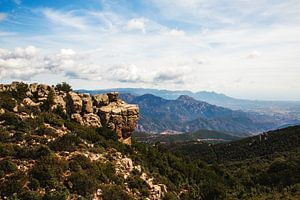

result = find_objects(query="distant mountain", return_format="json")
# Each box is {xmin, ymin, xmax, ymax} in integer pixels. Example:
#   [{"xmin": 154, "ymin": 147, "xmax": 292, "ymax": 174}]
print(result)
[
  {"xmin": 77, "ymin": 88, "xmax": 300, "ymax": 120},
  {"xmin": 120, "ymin": 93, "xmax": 291, "ymax": 136}
]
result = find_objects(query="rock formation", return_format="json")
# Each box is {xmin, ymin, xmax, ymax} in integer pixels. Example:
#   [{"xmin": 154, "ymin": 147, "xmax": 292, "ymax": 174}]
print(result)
[{"xmin": 0, "ymin": 82, "xmax": 139, "ymax": 145}]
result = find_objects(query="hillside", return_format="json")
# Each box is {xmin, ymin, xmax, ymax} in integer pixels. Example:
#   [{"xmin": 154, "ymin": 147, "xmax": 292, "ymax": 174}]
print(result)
[
  {"xmin": 167, "ymin": 125, "xmax": 300, "ymax": 163},
  {"xmin": 133, "ymin": 130, "xmax": 241, "ymax": 144},
  {"xmin": 0, "ymin": 82, "xmax": 299, "ymax": 199},
  {"xmin": 120, "ymin": 93, "xmax": 287, "ymax": 136}
]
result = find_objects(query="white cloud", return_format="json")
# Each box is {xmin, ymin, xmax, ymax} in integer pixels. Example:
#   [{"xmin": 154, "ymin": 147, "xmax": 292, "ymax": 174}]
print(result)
[
  {"xmin": 127, "ymin": 18, "xmax": 146, "ymax": 32},
  {"xmin": 247, "ymin": 50, "xmax": 261, "ymax": 59},
  {"xmin": 0, "ymin": 13, "xmax": 7, "ymax": 21},
  {"xmin": 164, "ymin": 29, "xmax": 185, "ymax": 36},
  {"xmin": 42, "ymin": 9, "xmax": 87, "ymax": 30},
  {"xmin": 60, "ymin": 49, "xmax": 76, "ymax": 56},
  {"xmin": 0, "ymin": 46, "xmax": 45, "ymax": 80}
]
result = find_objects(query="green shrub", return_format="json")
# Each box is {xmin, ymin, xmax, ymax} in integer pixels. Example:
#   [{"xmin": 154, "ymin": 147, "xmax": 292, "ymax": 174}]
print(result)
[
  {"xmin": 19, "ymin": 189, "xmax": 42, "ymax": 200},
  {"xmin": 68, "ymin": 171, "xmax": 97, "ymax": 196},
  {"xmin": 50, "ymin": 133, "xmax": 81, "ymax": 152},
  {"xmin": 0, "ymin": 158, "xmax": 17, "ymax": 173},
  {"xmin": 101, "ymin": 185, "xmax": 132, "ymax": 200},
  {"xmin": 41, "ymin": 90, "xmax": 55, "ymax": 112},
  {"xmin": 42, "ymin": 113, "xmax": 64, "ymax": 127},
  {"xmin": 28, "ymin": 178, "xmax": 40, "ymax": 190},
  {"xmin": 56, "ymin": 82, "xmax": 72, "ymax": 92},
  {"xmin": 43, "ymin": 188, "xmax": 69, "ymax": 200},
  {"xmin": 31, "ymin": 155, "xmax": 66, "ymax": 188},
  {"xmin": 0, "ymin": 94, "xmax": 16, "ymax": 111},
  {"xmin": 127, "ymin": 175, "xmax": 149, "ymax": 196}
]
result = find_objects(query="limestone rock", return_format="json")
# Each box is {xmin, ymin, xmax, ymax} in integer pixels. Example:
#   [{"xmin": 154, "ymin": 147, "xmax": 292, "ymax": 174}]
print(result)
[
  {"xmin": 23, "ymin": 98, "xmax": 40, "ymax": 107},
  {"xmin": 82, "ymin": 113, "xmax": 101, "ymax": 127},
  {"xmin": 0, "ymin": 108, "xmax": 5, "ymax": 115},
  {"xmin": 67, "ymin": 92, "xmax": 83, "ymax": 113},
  {"xmin": 29, "ymin": 83, "xmax": 38, "ymax": 93},
  {"xmin": 37, "ymin": 84, "xmax": 50, "ymax": 97},
  {"xmin": 53, "ymin": 95, "xmax": 67, "ymax": 111},
  {"xmin": 107, "ymin": 92, "xmax": 119, "ymax": 102},
  {"xmin": 82, "ymin": 94, "xmax": 93, "ymax": 113},
  {"xmin": 71, "ymin": 113, "xmax": 83, "ymax": 124},
  {"xmin": 0, "ymin": 82, "xmax": 139, "ymax": 145},
  {"xmin": 93, "ymin": 94, "xmax": 109, "ymax": 106}
]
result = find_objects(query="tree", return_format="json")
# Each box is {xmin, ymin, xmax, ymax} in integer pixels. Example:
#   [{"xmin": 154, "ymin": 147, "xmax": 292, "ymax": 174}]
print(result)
[{"xmin": 56, "ymin": 82, "xmax": 72, "ymax": 92}]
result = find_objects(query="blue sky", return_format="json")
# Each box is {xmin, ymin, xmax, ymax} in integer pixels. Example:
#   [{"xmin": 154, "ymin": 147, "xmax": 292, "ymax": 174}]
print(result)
[{"xmin": 0, "ymin": 0, "xmax": 300, "ymax": 100}]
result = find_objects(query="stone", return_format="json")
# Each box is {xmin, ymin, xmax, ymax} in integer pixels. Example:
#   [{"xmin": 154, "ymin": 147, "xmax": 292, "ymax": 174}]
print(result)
[
  {"xmin": 71, "ymin": 113, "xmax": 83, "ymax": 124},
  {"xmin": 93, "ymin": 94, "xmax": 109, "ymax": 106},
  {"xmin": 0, "ymin": 84, "xmax": 6, "ymax": 92},
  {"xmin": 107, "ymin": 92, "xmax": 119, "ymax": 102},
  {"xmin": 53, "ymin": 95, "xmax": 67, "ymax": 110},
  {"xmin": 0, "ymin": 82, "xmax": 140, "ymax": 145},
  {"xmin": 82, "ymin": 113, "xmax": 101, "ymax": 127},
  {"xmin": 23, "ymin": 98, "xmax": 40, "ymax": 107},
  {"xmin": 0, "ymin": 108, "xmax": 5, "ymax": 115},
  {"xmin": 67, "ymin": 92, "xmax": 83, "ymax": 113},
  {"xmin": 29, "ymin": 83, "xmax": 38, "ymax": 93},
  {"xmin": 82, "ymin": 94, "xmax": 93, "ymax": 113},
  {"xmin": 37, "ymin": 84, "xmax": 50, "ymax": 97}
]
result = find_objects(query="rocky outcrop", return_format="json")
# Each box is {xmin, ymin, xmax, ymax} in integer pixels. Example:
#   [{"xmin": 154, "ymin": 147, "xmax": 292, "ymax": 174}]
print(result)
[{"xmin": 0, "ymin": 82, "xmax": 139, "ymax": 145}]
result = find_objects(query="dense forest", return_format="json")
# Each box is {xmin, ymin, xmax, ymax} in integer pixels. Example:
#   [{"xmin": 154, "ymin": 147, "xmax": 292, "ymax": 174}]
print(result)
[{"xmin": 0, "ymin": 84, "xmax": 299, "ymax": 199}]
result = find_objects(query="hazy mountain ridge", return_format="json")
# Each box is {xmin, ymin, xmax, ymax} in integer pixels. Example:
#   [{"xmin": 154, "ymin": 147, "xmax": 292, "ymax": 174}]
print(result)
[
  {"xmin": 118, "ymin": 93, "xmax": 293, "ymax": 136},
  {"xmin": 78, "ymin": 88, "xmax": 300, "ymax": 120}
]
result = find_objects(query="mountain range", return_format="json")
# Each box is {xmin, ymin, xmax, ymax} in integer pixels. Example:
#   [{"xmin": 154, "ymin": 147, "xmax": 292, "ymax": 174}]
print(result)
[
  {"xmin": 78, "ymin": 88, "xmax": 300, "ymax": 120},
  {"xmin": 121, "ymin": 93, "xmax": 300, "ymax": 136}
]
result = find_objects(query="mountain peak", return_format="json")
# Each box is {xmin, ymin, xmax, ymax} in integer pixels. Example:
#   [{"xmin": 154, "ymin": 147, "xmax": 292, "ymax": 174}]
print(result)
[{"xmin": 177, "ymin": 95, "xmax": 196, "ymax": 101}]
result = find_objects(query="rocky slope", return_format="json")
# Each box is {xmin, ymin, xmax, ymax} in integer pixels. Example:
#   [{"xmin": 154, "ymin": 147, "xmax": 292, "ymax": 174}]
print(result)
[{"xmin": 0, "ymin": 82, "xmax": 139, "ymax": 145}]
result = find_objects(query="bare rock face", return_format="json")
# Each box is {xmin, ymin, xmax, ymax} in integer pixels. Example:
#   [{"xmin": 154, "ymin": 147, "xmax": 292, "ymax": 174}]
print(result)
[
  {"xmin": 0, "ymin": 82, "xmax": 139, "ymax": 145},
  {"xmin": 67, "ymin": 92, "xmax": 83, "ymax": 113},
  {"xmin": 82, "ymin": 113, "xmax": 101, "ymax": 127},
  {"xmin": 23, "ymin": 98, "xmax": 40, "ymax": 107},
  {"xmin": 81, "ymin": 94, "xmax": 93, "ymax": 113},
  {"xmin": 93, "ymin": 94, "xmax": 109, "ymax": 106}
]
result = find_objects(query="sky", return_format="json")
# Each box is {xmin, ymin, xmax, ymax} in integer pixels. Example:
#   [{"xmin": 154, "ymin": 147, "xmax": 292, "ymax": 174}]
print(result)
[{"xmin": 0, "ymin": 0, "xmax": 300, "ymax": 100}]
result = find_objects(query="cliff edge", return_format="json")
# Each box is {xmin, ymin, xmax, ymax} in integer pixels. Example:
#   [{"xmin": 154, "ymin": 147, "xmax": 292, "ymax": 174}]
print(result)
[{"xmin": 0, "ymin": 82, "xmax": 139, "ymax": 145}]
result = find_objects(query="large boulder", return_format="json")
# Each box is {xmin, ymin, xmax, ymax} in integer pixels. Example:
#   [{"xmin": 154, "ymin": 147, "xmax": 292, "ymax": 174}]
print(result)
[
  {"xmin": 23, "ymin": 98, "xmax": 40, "ymax": 107},
  {"xmin": 93, "ymin": 94, "xmax": 109, "ymax": 106},
  {"xmin": 37, "ymin": 84, "xmax": 51, "ymax": 97},
  {"xmin": 67, "ymin": 92, "xmax": 83, "ymax": 113},
  {"xmin": 53, "ymin": 95, "xmax": 67, "ymax": 111},
  {"xmin": 81, "ymin": 94, "xmax": 93, "ymax": 113},
  {"xmin": 82, "ymin": 113, "xmax": 101, "ymax": 127},
  {"xmin": 107, "ymin": 92, "xmax": 119, "ymax": 102}
]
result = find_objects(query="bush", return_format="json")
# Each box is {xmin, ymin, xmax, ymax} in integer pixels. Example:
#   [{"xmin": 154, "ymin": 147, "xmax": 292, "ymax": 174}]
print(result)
[
  {"xmin": 68, "ymin": 171, "xmax": 97, "ymax": 196},
  {"xmin": 56, "ymin": 82, "xmax": 72, "ymax": 92},
  {"xmin": 42, "ymin": 113, "xmax": 64, "ymax": 127},
  {"xmin": 0, "ymin": 158, "xmax": 17, "ymax": 173},
  {"xmin": 0, "ymin": 93, "xmax": 16, "ymax": 111},
  {"xmin": 50, "ymin": 133, "xmax": 81, "ymax": 152},
  {"xmin": 0, "ymin": 112, "xmax": 20, "ymax": 127},
  {"xmin": 101, "ymin": 185, "xmax": 132, "ymax": 200},
  {"xmin": 41, "ymin": 90, "xmax": 55, "ymax": 112},
  {"xmin": 19, "ymin": 190, "xmax": 42, "ymax": 200},
  {"xmin": 127, "ymin": 175, "xmax": 149, "ymax": 196},
  {"xmin": 28, "ymin": 178, "xmax": 40, "ymax": 190},
  {"xmin": 31, "ymin": 155, "xmax": 66, "ymax": 188}
]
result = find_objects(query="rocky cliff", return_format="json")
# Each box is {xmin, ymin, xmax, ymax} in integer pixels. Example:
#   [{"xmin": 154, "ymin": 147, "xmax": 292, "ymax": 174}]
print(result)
[{"xmin": 0, "ymin": 82, "xmax": 139, "ymax": 145}]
